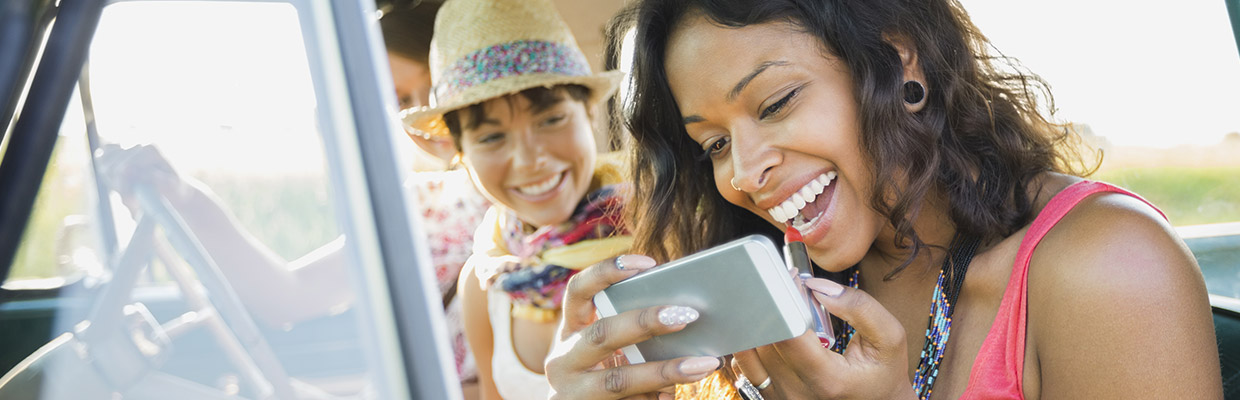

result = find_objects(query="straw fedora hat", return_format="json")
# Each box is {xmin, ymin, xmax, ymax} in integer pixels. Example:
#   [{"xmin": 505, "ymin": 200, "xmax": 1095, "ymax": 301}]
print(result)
[{"xmin": 400, "ymin": 0, "xmax": 623, "ymax": 138}]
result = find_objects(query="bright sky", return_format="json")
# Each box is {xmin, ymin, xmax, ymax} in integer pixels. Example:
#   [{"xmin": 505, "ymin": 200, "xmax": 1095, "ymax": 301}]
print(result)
[
  {"xmin": 84, "ymin": 0, "xmax": 1240, "ymax": 178},
  {"xmin": 88, "ymin": 2, "xmax": 327, "ymax": 176},
  {"xmin": 960, "ymin": 0, "xmax": 1240, "ymax": 148}
]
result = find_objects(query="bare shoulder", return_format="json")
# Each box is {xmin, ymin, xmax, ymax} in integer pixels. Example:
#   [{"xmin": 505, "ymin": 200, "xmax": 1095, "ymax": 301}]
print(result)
[
  {"xmin": 1033, "ymin": 179, "xmax": 1197, "ymax": 295},
  {"xmin": 1025, "ymin": 177, "xmax": 1220, "ymax": 397},
  {"xmin": 459, "ymin": 257, "xmax": 494, "ymax": 344},
  {"xmin": 459, "ymin": 258, "xmax": 491, "ymax": 315}
]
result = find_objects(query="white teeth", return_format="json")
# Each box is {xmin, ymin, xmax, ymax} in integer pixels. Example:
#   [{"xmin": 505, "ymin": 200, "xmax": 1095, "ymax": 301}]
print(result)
[
  {"xmin": 809, "ymin": 179, "xmax": 824, "ymax": 194},
  {"xmin": 770, "ymin": 206, "xmax": 786, "ymax": 223},
  {"xmin": 781, "ymin": 203, "xmax": 797, "ymax": 221},
  {"xmin": 765, "ymin": 172, "xmax": 836, "ymax": 224},
  {"xmin": 791, "ymin": 194, "xmax": 806, "ymax": 210},
  {"xmin": 517, "ymin": 173, "xmax": 562, "ymax": 196},
  {"xmin": 798, "ymin": 185, "xmax": 816, "ymax": 200},
  {"xmin": 791, "ymin": 212, "xmax": 817, "ymax": 232}
]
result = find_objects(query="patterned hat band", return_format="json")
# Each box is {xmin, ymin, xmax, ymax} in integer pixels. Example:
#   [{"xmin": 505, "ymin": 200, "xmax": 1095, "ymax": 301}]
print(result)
[{"xmin": 432, "ymin": 39, "xmax": 592, "ymax": 107}]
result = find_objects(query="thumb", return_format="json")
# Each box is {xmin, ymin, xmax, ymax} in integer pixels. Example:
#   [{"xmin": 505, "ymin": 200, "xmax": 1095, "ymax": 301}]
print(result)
[{"xmin": 804, "ymin": 278, "xmax": 906, "ymax": 353}]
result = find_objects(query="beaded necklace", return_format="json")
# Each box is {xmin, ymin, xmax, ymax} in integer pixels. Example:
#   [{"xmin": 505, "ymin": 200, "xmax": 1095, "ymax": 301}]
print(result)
[{"xmin": 828, "ymin": 234, "xmax": 981, "ymax": 400}]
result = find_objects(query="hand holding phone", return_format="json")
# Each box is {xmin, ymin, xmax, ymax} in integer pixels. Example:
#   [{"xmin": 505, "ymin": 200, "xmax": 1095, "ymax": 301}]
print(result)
[{"xmin": 593, "ymin": 235, "xmax": 813, "ymax": 363}]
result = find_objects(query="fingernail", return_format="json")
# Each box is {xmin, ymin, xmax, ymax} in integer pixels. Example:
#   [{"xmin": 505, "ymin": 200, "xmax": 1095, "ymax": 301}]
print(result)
[
  {"xmin": 805, "ymin": 278, "xmax": 845, "ymax": 297},
  {"xmin": 658, "ymin": 306, "xmax": 699, "ymax": 326},
  {"xmin": 616, "ymin": 254, "xmax": 657, "ymax": 271},
  {"xmin": 679, "ymin": 356, "xmax": 721, "ymax": 376}
]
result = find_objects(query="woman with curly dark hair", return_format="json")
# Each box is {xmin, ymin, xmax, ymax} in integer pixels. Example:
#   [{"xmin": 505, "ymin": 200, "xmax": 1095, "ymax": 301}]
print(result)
[{"xmin": 544, "ymin": 0, "xmax": 1221, "ymax": 398}]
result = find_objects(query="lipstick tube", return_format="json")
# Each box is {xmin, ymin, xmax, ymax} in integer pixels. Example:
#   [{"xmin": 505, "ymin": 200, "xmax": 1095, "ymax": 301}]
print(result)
[{"xmin": 784, "ymin": 233, "xmax": 835, "ymax": 348}]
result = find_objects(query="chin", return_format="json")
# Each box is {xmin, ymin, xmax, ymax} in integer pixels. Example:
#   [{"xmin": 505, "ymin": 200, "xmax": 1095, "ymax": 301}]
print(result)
[
  {"xmin": 807, "ymin": 243, "xmax": 863, "ymax": 273},
  {"xmin": 522, "ymin": 206, "xmax": 574, "ymax": 228}
]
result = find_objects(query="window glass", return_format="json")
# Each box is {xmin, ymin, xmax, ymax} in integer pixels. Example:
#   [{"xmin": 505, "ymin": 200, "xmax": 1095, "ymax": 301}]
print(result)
[
  {"xmin": 6, "ymin": 90, "xmax": 102, "ymax": 286},
  {"xmin": 88, "ymin": 1, "xmax": 337, "ymax": 262},
  {"xmin": 1, "ymin": 2, "xmax": 404, "ymax": 397}
]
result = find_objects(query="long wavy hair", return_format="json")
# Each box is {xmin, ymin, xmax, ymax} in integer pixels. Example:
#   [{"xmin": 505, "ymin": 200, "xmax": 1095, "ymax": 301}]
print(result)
[{"xmin": 622, "ymin": 0, "xmax": 1095, "ymax": 274}]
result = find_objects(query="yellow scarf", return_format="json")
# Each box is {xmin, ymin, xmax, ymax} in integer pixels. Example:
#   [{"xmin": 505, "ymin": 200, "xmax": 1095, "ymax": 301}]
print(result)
[{"xmin": 473, "ymin": 153, "xmax": 632, "ymax": 322}]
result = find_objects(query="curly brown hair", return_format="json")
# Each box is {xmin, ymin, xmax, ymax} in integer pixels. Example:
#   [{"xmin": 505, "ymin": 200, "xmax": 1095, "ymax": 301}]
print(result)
[{"xmin": 620, "ymin": 0, "xmax": 1095, "ymax": 275}]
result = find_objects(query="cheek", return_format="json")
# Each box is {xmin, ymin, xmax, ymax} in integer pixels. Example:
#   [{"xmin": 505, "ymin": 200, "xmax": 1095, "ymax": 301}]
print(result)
[
  {"xmin": 713, "ymin": 168, "xmax": 732, "ymax": 201},
  {"xmin": 463, "ymin": 155, "xmax": 506, "ymax": 196},
  {"xmin": 562, "ymin": 121, "xmax": 597, "ymax": 166},
  {"xmin": 573, "ymin": 118, "xmax": 596, "ymax": 151},
  {"xmin": 713, "ymin": 164, "xmax": 752, "ymax": 211}
]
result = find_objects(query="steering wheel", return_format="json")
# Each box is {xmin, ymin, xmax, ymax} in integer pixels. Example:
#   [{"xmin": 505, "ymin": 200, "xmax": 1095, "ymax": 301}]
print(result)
[
  {"xmin": 58, "ymin": 185, "xmax": 303, "ymax": 399},
  {"xmin": 139, "ymin": 185, "xmax": 303, "ymax": 397}
]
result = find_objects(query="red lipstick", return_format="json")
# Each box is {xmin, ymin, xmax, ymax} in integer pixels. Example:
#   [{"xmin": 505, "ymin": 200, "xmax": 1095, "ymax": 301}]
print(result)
[{"xmin": 784, "ymin": 226, "xmax": 835, "ymax": 347}]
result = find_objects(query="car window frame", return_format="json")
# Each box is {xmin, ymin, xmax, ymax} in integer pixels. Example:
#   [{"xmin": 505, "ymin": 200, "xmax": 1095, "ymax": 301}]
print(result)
[{"xmin": 0, "ymin": 0, "xmax": 459, "ymax": 398}]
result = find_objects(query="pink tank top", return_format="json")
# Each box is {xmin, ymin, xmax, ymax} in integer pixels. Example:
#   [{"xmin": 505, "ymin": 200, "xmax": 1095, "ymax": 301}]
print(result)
[{"xmin": 959, "ymin": 181, "xmax": 1163, "ymax": 399}]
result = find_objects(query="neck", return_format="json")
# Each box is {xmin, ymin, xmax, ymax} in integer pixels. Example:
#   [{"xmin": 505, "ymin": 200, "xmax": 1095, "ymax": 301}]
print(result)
[{"xmin": 857, "ymin": 189, "xmax": 957, "ymax": 287}]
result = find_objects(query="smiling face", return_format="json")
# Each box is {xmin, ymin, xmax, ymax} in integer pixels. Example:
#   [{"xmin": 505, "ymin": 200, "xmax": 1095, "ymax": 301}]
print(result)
[
  {"xmin": 455, "ymin": 89, "xmax": 597, "ymax": 228},
  {"xmin": 665, "ymin": 16, "xmax": 893, "ymax": 271}
]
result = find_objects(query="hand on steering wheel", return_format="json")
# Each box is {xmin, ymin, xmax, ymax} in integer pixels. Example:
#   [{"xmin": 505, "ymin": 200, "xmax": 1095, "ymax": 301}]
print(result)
[
  {"xmin": 92, "ymin": 144, "xmax": 304, "ymax": 398},
  {"xmin": 545, "ymin": 255, "xmax": 723, "ymax": 400},
  {"xmin": 95, "ymin": 143, "xmax": 188, "ymax": 215}
]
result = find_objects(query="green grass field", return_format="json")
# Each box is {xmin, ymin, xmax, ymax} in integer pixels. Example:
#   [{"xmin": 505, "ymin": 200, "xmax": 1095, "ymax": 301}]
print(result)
[
  {"xmin": 7, "ymin": 154, "xmax": 1239, "ymax": 281},
  {"xmin": 1093, "ymin": 167, "xmax": 1240, "ymax": 227},
  {"xmin": 7, "ymin": 154, "xmax": 336, "ymax": 281}
]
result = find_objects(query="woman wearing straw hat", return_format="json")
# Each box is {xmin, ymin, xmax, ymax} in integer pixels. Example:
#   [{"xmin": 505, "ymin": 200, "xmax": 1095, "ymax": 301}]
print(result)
[{"xmin": 402, "ymin": 0, "xmax": 631, "ymax": 399}]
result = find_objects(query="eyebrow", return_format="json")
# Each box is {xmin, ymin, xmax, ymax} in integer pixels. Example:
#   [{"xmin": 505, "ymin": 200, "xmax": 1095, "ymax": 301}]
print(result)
[
  {"xmin": 475, "ymin": 117, "xmax": 502, "ymax": 128},
  {"xmin": 683, "ymin": 60, "xmax": 790, "ymax": 125},
  {"xmin": 528, "ymin": 95, "xmax": 566, "ymax": 115},
  {"xmin": 468, "ymin": 94, "xmax": 566, "ymax": 130},
  {"xmin": 729, "ymin": 60, "xmax": 789, "ymax": 102}
]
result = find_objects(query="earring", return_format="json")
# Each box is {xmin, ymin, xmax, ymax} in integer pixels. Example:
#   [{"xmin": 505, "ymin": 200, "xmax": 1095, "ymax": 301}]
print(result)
[
  {"xmin": 730, "ymin": 178, "xmax": 742, "ymax": 192},
  {"xmin": 903, "ymin": 81, "xmax": 926, "ymax": 105}
]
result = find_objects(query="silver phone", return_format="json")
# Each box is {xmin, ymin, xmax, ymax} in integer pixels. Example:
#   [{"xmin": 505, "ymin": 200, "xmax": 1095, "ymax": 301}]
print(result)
[{"xmin": 593, "ymin": 235, "xmax": 812, "ymax": 363}]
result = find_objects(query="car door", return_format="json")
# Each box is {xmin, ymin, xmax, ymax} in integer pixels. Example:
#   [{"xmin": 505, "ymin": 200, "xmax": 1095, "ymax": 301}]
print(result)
[{"xmin": 0, "ymin": 0, "xmax": 457, "ymax": 399}]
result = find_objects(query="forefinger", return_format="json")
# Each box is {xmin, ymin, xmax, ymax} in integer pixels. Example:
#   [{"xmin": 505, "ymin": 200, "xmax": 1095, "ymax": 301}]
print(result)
[
  {"xmin": 561, "ymin": 254, "xmax": 657, "ymax": 334},
  {"xmin": 571, "ymin": 304, "xmax": 699, "ymax": 365}
]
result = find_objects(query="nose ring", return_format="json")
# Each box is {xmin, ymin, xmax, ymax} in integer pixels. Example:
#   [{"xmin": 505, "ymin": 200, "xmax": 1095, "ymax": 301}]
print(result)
[{"xmin": 730, "ymin": 177, "xmax": 742, "ymax": 192}]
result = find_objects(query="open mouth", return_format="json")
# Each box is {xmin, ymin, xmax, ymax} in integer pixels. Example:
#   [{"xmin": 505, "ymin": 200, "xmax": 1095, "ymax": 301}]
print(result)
[
  {"xmin": 765, "ymin": 171, "xmax": 836, "ymax": 231},
  {"xmin": 514, "ymin": 171, "xmax": 567, "ymax": 197}
]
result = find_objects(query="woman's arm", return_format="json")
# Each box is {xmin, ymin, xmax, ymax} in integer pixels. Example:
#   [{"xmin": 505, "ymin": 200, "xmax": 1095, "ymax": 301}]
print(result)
[
  {"xmin": 460, "ymin": 260, "xmax": 501, "ymax": 400},
  {"xmin": 175, "ymin": 180, "xmax": 353, "ymax": 325},
  {"xmin": 1029, "ymin": 191, "xmax": 1221, "ymax": 398},
  {"xmin": 101, "ymin": 145, "xmax": 352, "ymax": 326}
]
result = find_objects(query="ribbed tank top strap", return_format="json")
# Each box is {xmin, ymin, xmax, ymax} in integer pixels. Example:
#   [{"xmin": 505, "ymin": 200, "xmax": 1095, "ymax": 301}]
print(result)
[{"xmin": 960, "ymin": 181, "xmax": 1161, "ymax": 399}]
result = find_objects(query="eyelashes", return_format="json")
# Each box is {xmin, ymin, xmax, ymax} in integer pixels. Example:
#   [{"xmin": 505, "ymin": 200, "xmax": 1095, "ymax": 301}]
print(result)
[
  {"xmin": 477, "ymin": 132, "xmax": 505, "ymax": 145},
  {"xmin": 696, "ymin": 136, "xmax": 730, "ymax": 162},
  {"xmin": 760, "ymin": 86, "xmax": 802, "ymax": 120},
  {"xmin": 539, "ymin": 113, "xmax": 567, "ymax": 127},
  {"xmin": 693, "ymin": 84, "xmax": 805, "ymax": 162}
]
